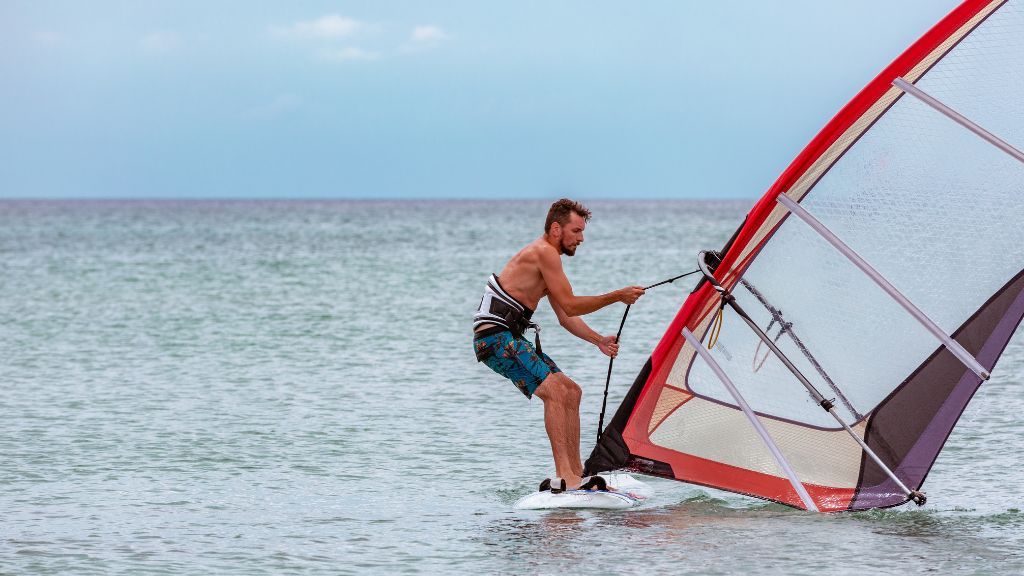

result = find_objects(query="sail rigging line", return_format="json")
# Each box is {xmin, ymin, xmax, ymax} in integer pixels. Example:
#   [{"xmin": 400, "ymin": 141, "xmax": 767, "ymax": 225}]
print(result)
[
  {"xmin": 707, "ymin": 306, "xmax": 725, "ymax": 350},
  {"xmin": 696, "ymin": 251, "xmax": 927, "ymax": 506},
  {"xmin": 893, "ymin": 77, "xmax": 1024, "ymax": 165},
  {"xmin": 682, "ymin": 327, "xmax": 821, "ymax": 511},
  {"xmin": 595, "ymin": 269, "xmax": 702, "ymax": 443},
  {"xmin": 740, "ymin": 277, "xmax": 863, "ymax": 420},
  {"xmin": 776, "ymin": 193, "xmax": 991, "ymax": 381},
  {"xmin": 751, "ymin": 318, "xmax": 784, "ymax": 372}
]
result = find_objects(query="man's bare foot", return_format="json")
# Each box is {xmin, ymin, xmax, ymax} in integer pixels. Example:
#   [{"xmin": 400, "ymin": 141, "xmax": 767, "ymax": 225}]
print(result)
[{"xmin": 563, "ymin": 475, "xmax": 583, "ymax": 490}]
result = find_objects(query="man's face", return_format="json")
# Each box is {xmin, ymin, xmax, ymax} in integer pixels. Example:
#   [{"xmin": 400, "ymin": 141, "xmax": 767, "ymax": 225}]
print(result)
[{"xmin": 558, "ymin": 213, "xmax": 586, "ymax": 256}]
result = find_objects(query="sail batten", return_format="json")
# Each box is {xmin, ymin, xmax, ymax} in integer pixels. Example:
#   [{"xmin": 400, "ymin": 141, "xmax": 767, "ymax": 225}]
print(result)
[
  {"xmin": 893, "ymin": 77, "xmax": 1024, "ymax": 165},
  {"xmin": 683, "ymin": 329, "xmax": 820, "ymax": 511},
  {"xmin": 776, "ymin": 192, "xmax": 990, "ymax": 380}
]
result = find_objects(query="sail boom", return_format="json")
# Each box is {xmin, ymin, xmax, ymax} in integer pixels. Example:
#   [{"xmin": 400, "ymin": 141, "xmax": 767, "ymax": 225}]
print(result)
[
  {"xmin": 739, "ymin": 277, "xmax": 863, "ymax": 420},
  {"xmin": 776, "ymin": 193, "xmax": 991, "ymax": 380},
  {"xmin": 893, "ymin": 77, "xmax": 1024, "ymax": 165},
  {"xmin": 682, "ymin": 328, "xmax": 819, "ymax": 512},
  {"xmin": 700, "ymin": 253, "xmax": 919, "ymax": 505}
]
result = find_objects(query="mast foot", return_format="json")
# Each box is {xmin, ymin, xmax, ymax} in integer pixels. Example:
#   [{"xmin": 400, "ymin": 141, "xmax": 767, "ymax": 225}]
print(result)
[{"xmin": 909, "ymin": 490, "xmax": 927, "ymax": 506}]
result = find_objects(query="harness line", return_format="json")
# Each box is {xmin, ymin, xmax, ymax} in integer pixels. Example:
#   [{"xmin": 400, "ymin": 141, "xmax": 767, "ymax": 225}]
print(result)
[{"xmin": 595, "ymin": 269, "xmax": 701, "ymax": 443}]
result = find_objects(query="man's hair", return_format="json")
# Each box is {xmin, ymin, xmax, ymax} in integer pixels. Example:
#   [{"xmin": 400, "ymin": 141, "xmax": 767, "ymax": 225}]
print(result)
[{"xmin": 544, "ymin": 198, "xmax": 591, "ymax": 233}]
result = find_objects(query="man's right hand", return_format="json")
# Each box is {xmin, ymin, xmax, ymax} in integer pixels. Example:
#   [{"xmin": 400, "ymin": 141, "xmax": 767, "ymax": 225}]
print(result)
[{"xmin": 617, "ymin": 286, "xmax": 645, "ymax": 305}]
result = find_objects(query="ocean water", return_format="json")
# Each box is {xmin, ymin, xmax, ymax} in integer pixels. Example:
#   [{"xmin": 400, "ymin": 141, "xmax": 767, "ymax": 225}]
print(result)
[{"xmin": 1, "ymin": 199, "xmax": 1022, "ymax": 575}]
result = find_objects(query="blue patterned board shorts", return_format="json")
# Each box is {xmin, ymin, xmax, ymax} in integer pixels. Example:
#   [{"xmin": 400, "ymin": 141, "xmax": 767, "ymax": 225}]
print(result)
[{"xmin": 474, "ymin": 330, "xmax": 561, "ymax": 399}]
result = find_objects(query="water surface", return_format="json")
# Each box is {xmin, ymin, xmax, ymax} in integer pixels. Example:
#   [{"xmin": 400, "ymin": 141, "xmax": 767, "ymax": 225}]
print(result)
[{"xmin": 1, "ymin": 200, "xmax": 1021, "ymax": 574}]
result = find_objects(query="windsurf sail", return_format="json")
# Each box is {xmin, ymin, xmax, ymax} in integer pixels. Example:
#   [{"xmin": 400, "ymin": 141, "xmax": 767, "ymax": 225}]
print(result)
[{"xmin": 585, "ymin": 0, "xmax": 1024, "ymax": 512}]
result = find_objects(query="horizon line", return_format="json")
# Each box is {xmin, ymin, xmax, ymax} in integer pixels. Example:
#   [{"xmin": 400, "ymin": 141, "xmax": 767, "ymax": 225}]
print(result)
[{"xmin": 0, "ymin": 196, "xmax": 756, "ymax": 202}]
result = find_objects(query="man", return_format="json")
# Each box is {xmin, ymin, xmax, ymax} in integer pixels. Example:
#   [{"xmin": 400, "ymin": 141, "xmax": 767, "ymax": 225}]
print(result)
[{"xmin": 473, "ymin": 199, "xmax": 644, "ymax": 492}]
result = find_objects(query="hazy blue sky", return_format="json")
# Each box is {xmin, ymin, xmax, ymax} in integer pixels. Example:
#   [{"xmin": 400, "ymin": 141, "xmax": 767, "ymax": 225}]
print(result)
[{"xmin": 2, "ymin": 1, "xmax": 963, "ymax": 199}]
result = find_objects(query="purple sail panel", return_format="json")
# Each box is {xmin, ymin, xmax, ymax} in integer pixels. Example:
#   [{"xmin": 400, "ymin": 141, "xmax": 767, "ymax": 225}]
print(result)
[{"xmin": 852, "ymin": 271, "xmax": 1024, "ymax": 510}]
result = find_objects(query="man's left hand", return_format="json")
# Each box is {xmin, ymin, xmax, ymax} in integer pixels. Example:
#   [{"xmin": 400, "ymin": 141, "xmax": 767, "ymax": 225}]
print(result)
[{"xmin": 597, "ymin": 335, "xmax": 619, "ymax": 358}]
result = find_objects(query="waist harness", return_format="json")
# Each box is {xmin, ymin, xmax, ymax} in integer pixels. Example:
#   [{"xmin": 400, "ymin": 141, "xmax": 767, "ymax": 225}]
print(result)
[{"xmin": 473, "ymin": 274, "xmax": 542, "ymax": 357}]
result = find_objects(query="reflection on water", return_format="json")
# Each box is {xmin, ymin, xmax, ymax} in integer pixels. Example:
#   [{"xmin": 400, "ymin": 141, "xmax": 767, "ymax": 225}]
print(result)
[{"xmin": 476, "ymin": 489, "xmax": 1024, "ymax": 575}]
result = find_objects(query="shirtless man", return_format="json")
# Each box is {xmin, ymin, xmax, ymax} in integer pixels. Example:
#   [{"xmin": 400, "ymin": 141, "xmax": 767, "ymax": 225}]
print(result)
[{"xmin": 473, "ymin": 199, "xmax": 644, "ymax": 492}]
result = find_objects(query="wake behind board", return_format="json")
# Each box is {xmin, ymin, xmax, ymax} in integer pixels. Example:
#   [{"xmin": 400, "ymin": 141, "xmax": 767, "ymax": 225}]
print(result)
[{"xmin": 513, "ymin": 473, "xmax": 652, "ymax": 510}]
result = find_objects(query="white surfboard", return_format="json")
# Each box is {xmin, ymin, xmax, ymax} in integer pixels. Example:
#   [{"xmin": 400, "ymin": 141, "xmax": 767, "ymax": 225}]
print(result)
[{"xmin": 513, "ymin": 473, "xmax": 652, "ymax": 510}]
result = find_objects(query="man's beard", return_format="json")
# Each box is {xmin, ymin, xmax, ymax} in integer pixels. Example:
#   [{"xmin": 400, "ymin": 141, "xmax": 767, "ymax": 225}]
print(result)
[{"xmin": 561, "ymin": 240, "xmax": 577, "ymax": 257}]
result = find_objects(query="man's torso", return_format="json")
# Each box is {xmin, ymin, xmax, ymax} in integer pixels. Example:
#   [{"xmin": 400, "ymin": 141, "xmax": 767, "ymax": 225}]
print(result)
[{"xmin": 476, "ymin": 239, "xmax": 552, "ymax": 333}]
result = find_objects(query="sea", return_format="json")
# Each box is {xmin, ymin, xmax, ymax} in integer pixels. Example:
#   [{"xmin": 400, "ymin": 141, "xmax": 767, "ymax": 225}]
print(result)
[{"xmin": 1, "ymin": 199, "xmax": 1022, "ymax": 575}]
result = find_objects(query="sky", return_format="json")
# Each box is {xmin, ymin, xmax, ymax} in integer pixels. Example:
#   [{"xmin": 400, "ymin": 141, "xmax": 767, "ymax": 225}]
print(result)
[{"xmin": 1, "ymin": 0, "xmax": 964, "ymax": 199}]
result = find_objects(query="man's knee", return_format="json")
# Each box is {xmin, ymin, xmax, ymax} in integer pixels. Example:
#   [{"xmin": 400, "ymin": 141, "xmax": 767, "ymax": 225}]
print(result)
[
  {"xmin": 564, "ymin": 376, "xmax": 582, "ymax": 403},
  {"xmin": 536, "ymin": 373, "xmax": 581, "ymax": 404}
]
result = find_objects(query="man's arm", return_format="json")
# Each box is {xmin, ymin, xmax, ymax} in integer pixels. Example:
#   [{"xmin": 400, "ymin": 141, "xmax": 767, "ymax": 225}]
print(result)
[
  {"xmin": 551, "ymin": 298, "xmax": 621, "ymax": 358},
  {"xmin": 538, "ymin": 246, "xmax": 643, "ymax": 317},
  {"xmin": 550, "ymin": 298, "xmax": 600, "ymax": 344}
]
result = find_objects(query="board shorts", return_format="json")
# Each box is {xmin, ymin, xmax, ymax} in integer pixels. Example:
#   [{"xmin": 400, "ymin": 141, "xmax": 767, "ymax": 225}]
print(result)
[{"xmin": 474, "ymin": 329, "xmax": 561, "ymax": 399}]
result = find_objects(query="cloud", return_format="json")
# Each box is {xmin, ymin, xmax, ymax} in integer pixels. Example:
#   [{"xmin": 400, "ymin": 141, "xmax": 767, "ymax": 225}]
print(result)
[
  {"xmin": 141, "ymin": 31, "xmax": 180, "ymax": 53},
  {"xmin": 399, "ymin": 25, "xmax": 449, "ymax": 53},
  {"xmin": 321, "ymin": 47, "xmax": 381, "ymax": 62},
  {"xmin": 272, "ymin": 15, "xmax": 365, "ymax": 40},
  {"xmin": 409, "ymin": 25, "xmax": 448, "ymax": 44},
  {"xmin": 272, "ymin": 15, "xmax": 381, "ymax": 63}
]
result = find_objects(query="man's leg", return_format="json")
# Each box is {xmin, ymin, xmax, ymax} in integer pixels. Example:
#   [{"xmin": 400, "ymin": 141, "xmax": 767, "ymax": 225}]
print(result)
[{"xmin": 534, "ymin": 372, "xmax": 583, "ymax": 489}]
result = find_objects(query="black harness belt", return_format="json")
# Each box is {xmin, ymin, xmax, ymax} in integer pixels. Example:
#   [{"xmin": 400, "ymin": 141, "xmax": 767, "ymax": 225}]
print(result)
[{"xmin": 473, "ymin": 274, "xmax": 543, "ymax": 357}]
